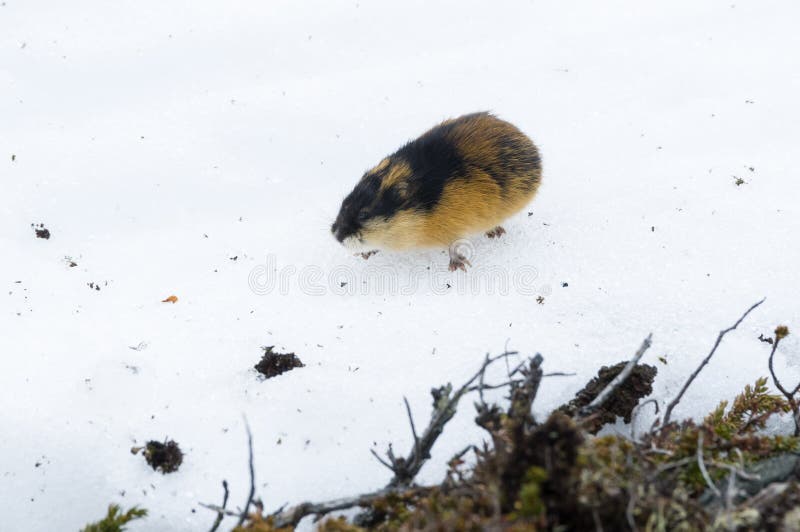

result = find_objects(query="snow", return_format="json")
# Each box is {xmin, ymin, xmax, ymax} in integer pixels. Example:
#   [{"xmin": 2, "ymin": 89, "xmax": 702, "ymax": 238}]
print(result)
[{"xmin": 2, "ymin": 1, "xmax": 799, "ymax": 530}]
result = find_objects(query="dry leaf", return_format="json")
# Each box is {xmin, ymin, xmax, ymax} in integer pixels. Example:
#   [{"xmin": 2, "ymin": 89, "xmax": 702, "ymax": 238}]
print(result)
[{"xmin": 162, "ymin": 295, "xmax": 178, "ymax": 303}]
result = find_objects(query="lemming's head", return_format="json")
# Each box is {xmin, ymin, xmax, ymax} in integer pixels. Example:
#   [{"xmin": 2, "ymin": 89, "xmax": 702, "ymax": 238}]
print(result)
[{"xmin": 331, "ymin": 158, "xmax": 410, "ymax": 249}]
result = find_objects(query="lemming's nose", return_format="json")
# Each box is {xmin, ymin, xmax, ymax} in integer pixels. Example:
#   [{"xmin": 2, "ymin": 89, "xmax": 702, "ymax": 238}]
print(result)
[{"xmin": 331, "ymin": 223, "xmax": 346, "ymax": 243}]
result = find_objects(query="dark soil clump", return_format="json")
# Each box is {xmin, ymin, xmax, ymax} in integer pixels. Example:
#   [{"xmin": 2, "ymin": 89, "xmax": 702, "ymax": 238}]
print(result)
[
  {"xmin": 32, "ymin": 223, "xmax": 50, "ymax": 239},
  {"xmin": 255, "ymin": 346, "xmax": 304, "ymax": 379},
  {"xmin": 140, "ymin": 439, "xmax": 183, "ymax": 474}
]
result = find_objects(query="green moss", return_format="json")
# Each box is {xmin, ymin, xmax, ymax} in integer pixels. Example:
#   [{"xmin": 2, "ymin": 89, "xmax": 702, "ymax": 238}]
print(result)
[
  {"xmin": 81, "ymin": 505, "xmax": 146, "ymax": 532},
  {"xmin": 514, "ymin": 466, "xmax": 547, "ymax": 517}
]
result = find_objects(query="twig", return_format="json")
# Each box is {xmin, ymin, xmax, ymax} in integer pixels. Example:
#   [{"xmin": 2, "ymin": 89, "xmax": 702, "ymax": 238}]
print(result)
[
  {"xmin": 478, "ymin": 354, "xmax": 490, "ymax": 405},
  {"xmin": 661, "ymin": 299, "xmax": 765, "ymax": 427},
  {"xmin": 648, "ymin": 457, "xmax": 693, "ymax": 480},
  {"xmin": 625, "ymin": 490, "xmax": 638, "ymax": 532},
  {"xmin": 767, "ymin": 331, "xmax": 800, "ymax": 436},
  {"xmin": 724, "ymin": 470, "xmax": 736, "ymax": 510},
  {"xmin": 696, "ymin": 432, "xmax": 721, "ymax": 499},
  {"xmin": 270, "ymin": 486, "xmax": 432, "ymax": 528},
  {"xmin": 208, "ymin": 351, "xmax": 536, "ymax": 529},
  {"xmin": 369, "ymin": 448, "xmax": 395, "ymax": 472},
  {"xmin": 207, "ymin": 480, "xmax": 230, "ymax": 532},
  {"xmin": 579, "ymin": 334, "xmax": 653, "ymax": 417},
  {"xmin": 630, "ymin": 398, "xmax": 659, "ymax": 440},
  {"xmin": 403, "ymin": 397, "xmax": 421, "ymax": 459},
  {"xmin": 237, "ymin": 417, "xmax": 256, "ymax": 528},
  {"xmin": 706, "ymin": 460, "xmax": 760, "ymax": 482},
  {"xmin": 380, "ymin": 350, "xmax": 520, "ymax": 487},
  {"xmin": 199, "ymin": 504, "xmax": 241, "ymax": 518}
]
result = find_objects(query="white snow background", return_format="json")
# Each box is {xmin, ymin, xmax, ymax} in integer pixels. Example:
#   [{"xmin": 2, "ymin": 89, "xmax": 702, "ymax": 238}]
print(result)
[{"xmin": 2, "ymin": 1, "xmax": 800, "ymax": 530}]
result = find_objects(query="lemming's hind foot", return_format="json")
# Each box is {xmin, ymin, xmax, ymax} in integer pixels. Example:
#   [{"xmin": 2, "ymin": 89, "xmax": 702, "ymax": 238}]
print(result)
[
  {"xmin": 485, "ymin": 226, "xmax": 506, "ymax": 239},
  {"xmin": 448, "ymin": 245, "xmax": 472, "ymax": 272},
  {"xmin": 448, "ymin": 256, "xmax": 471, "ymax": 272}
]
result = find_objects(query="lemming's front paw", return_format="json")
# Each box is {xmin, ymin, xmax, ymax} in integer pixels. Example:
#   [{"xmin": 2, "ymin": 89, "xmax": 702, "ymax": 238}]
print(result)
[
  {"xmin": 356, "ymin": 250, "xmax": 379, "ymax": 260},
  {"xmin": 485, "ymin": 226, "xmax": 506, "ymax": 239}
]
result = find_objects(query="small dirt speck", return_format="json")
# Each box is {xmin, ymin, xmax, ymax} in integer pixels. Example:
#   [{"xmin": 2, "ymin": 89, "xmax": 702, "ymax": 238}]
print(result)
[{"xmin": 32, "ymin": 223, "xmax": 50, "ymax": 239}]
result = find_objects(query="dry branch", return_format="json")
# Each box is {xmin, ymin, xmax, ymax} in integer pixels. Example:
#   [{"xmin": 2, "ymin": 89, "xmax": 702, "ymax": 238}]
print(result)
[
  {"xmin": 767, "ymin": 326, "xmax": 799, "ymax": 435},
  {"xmin": 238, "ymin": 418, "xmax": 256, "ymax": 528},
  {"xmin": 661, "ymin": 298, "xmax": 765, "ymax": 427},
  {"xmin": 269, "ymin": 486, "xmax": 432, "ymax": 529},
  {"xmin": 578, "ymin": 333, "xmax": 653, "ymax": 418},
  {"xmin": 259, "ymin": 350, "xmax": 527, "ymax": 527},
  {"xmin": 207, "ymin": 480, "xmax": 229, "ymax": 532},
  {"xmin": 374, "ymin": 350, "xmax": 521, "ymax": 488}
]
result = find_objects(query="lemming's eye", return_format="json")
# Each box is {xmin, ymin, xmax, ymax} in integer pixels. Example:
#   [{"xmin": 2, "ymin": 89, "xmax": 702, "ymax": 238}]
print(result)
[{"xmin": 357, "ymin": 210, "xmax": 369, "ymax": 221}]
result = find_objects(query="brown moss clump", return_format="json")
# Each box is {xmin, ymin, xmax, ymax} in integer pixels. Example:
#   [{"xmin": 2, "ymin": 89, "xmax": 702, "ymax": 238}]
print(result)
[
  {"xmin": 558, "ymin": 362, "xmax": 657, "ymax": 433},
  {"xmin": 255, "ymin": 346, "xmax": 304, "ymax": 379}
]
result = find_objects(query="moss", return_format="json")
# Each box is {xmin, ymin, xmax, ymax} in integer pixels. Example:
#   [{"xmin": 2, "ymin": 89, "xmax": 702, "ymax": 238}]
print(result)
[
  {"xmin": 80, "ymin": 505, "xmax": 146, "ymax": 532},
  {"xmin": 514, "ymin": 466, "xmax": 547, "ymax": 517},
  {"xmin": 317, "ymin": 517, "xmax": 366, "ymax": 531}
]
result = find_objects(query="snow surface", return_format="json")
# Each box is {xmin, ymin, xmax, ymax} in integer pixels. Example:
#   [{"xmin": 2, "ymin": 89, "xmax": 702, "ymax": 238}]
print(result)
[{"xmin": 2, "ymin": 1, "xmax": 800, "ymax": 530}]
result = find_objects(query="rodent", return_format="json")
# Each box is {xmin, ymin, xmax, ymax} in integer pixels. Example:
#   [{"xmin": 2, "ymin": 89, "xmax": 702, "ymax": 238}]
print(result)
[{"xmin": 331, "ymin": 112, "xmax": 542, "ymax": 270}]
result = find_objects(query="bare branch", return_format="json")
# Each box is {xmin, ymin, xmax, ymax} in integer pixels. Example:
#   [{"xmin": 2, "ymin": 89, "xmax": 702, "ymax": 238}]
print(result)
[
  {"xmin": 369, "ymin": 448, "xmax": 395, "ymax": 472},
  {"xmin": 269, "ymin": 486, "xmax": 432, "ymax": 528},
  {"xmin": 213, "ymin": 350, "xmax": 536, "ymax": 529},
  {"xmin": 403, "ymin": 397, "xmax": 421, "ymax": 459},
  {"xmin": 542, "ymin": 371, "xmax": 577, "ymax": 377},
  {"xmin": 199, "ymin": 504, "xmax": 240, "ymax": 518},
  {"xmin": 661, "ymin": 299, "xmax": 765, "ymax": 427},
  {"xmin": 630, "ymin": 398, "xmax": 659, "ymax": 440},
  {"xmin": 379, "ymin": 350, "xmax": 521, "ymax": 488},
  {"xmin": 236, "ymin": 417, "xmax": 256, "ymax": 528},
  {"xmin": 625, "ymin": 492, "xmax": 638, "ymax": 532},
  {"xmin": 478, "ymin": 354, "xmax": 490, "ymax": 405},
  {"xmin": 207, "ymin": 480, "xmax": 229, "ymax": 532},
  {"xmin": 767, "ymin": 331, "xmax": 800, "ymax": 436},
  {"xmin": 696, "ymin": 432, "xmax": 721, "ymax": 499},
  {"xmin": 578, "ymin": 334, "xmax": 653, "ymax": 418}
]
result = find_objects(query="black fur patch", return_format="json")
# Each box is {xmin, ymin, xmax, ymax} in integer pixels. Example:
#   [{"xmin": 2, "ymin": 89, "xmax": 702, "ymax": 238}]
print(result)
[
  {"xmin": 370, "ymin": 186, "xmax": 403, "ymax": 219},
  {"xmin": 395, "ymin": 123, "xmax": 466, "ymax": 211}
]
